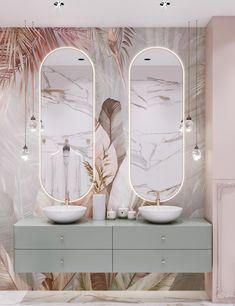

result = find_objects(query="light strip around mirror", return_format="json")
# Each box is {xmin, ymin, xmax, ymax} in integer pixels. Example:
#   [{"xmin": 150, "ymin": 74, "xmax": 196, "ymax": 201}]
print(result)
[
  {"xmin": 38, "ymin": 46, "xmax": 95, "ymax": 203},
  {"xmin": 128, "ymin": 46, "xmax": 185, "ymax": 203}
]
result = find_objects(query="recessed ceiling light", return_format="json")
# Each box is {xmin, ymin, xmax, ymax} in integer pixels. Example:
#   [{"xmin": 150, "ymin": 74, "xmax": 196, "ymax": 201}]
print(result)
[
  {"xmin": 78, "ymin": 58, "xmax": 85, "ymax": 61},
  {"xmin": 54, "ymin": 1, "xmax": 64, "ymax": 7},
  {"xmin": 144, "ymin": 58, "xmax": 151, "ymax": 61},
  {"xmin": 160, "ymin": 1, "xmax": 171, "ymax": 7}
]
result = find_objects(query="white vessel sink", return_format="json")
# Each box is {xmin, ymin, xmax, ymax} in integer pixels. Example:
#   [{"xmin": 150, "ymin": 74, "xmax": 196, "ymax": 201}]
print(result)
[
  {"xmin": 43, "ymin": 205, "xmax": 87, "ymax": 224},
  {"xmin": 138, "ymin": 205, "xmax": 183, "ymax": 224}
]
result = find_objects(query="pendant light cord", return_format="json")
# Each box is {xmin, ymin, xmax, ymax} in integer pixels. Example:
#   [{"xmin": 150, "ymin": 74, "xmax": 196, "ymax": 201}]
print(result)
[
  {"xmin": 32, "ymin": 21, "xmax": 35, "ymax": 116},
  {"xmin": 195, "ymin": 20, "xmax": 198, "ymax": 145},
  {"xmin": 24, "ymin": 19, "xmax": 27, "ymax": 147},
  {"xmin": 164, "ymin": 27, "xmax": 166, "ymax": 46},
  {"xmin": 24, "ymin": 72, "xmax": 27, "ymax": 146},
  {"xmin": 32, "ymin": 68, "xmax": 35, "ymax": 116},
  {"xmin": 188, "ymin": 21, "xmax": 190, "ymax": 116}
]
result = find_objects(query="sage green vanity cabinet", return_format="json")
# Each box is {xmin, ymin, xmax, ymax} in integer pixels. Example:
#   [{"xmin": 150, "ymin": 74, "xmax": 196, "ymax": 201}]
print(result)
[
  {"xmin": 14, "ymin": 218, "xmax": 212, "ymax": 273},
  {"xmin": 112, "ymin": 219, "xmax": 212, "ymax": 272},
  {"xmin": 14, "ymin": 218, "xmax": 113, "ymax": 273}
]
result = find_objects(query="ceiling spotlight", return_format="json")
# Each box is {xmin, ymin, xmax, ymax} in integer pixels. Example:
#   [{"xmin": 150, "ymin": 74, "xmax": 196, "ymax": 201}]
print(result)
[
  {"xmin": 54, "ymin": 1, "xmax": 64, "ymax": 7},
  {"xmin": 144, "ymin": 58, "xmax": 151, "ymax": 61},
  {"xmin": 160, "ymin": 1, "xmax": 171, "ymax": 7}
]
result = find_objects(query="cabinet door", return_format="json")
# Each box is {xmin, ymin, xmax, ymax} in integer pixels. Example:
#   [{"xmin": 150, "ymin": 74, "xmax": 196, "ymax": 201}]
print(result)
[
  {"xmin": 14, "ymin": 225, "xmax": 112, "ymax": 250},
  {"xmin": 113, "ymin": 250, "xmax": 211, "ymax": 273},
  {"xmin": 15, "ymin": 249, "xmax": 112, "ymax": 273},
  {"xmin": 113, "ymin": 222, "xmax": 211, "ymax": 250}
]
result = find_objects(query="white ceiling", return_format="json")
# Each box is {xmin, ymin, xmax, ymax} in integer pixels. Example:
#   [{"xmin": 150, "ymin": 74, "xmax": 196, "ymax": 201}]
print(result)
[{"xmin": 0, "ymin": 0, "xmax": 235, "ymax": 27}]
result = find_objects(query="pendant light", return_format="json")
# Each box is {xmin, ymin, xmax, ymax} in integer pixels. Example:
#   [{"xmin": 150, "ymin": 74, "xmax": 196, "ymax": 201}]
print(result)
[
  {"xmin": 185, "ymin": 21, "xmax": 194, "ymax": 132},
  {"xmin": 29, "ymin": 22, "xmax": 37, "ymax": 133},
  {"xmin": 21, "ymin": 71, "xmax": 29, "ymax": 161},
  {"xmin": 179, "ymin": 119, "xmax": 184, "ymax": 133},
  {"xmin": 192, "ymin": 20, "xmax": 201, "ymax": 161},
  {"xmin": 21, "ymin": 20, "xmax": 29, "ymax": 160}
]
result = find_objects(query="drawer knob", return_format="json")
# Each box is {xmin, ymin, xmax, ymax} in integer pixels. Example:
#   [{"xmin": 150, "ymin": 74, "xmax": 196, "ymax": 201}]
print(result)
[
  {"xmin": 60, "ymin": 235, "xmax": 64, "ymax": 241},
  {"xmin": 161, "ymin": 259, "xmax": 166, "ymax": 264},
  {"xmin": 161, "ymin": 235, "xmax": 166, "ymax": 241},
  {"xmin": 60, "ymin": 259, "xmax": 64, "ymax": 264}
]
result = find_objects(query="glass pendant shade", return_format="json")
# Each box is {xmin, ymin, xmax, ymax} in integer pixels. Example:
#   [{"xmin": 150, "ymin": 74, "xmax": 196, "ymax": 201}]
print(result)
[
  {"xmin": 192, "ymin": 144, "xmax": 201, "ymax": 161},
  {"xmin": 29, "ymin": 115, "xmax": 37, "ymax": 132},
  {"xmin": 179, "ymin": 119, "xmax": 184, "ymax": 133},
  {"xmin": 21, "ymin": 145, "xmax": 29, "ymax": 161},
  {"xmin": 185, "ymin": 115, "xmax": 194, "ymax": 132}
]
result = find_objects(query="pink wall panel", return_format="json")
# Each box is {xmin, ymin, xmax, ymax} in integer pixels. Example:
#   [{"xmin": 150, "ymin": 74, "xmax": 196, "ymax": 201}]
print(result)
[
  {"xmin": 211, "ymin": 17, "xmax": 235, "ymax": 179},
  {"xmin": 206, "ymin": 17, "xmax": 235, "ymax": 303},
  {"xmin": 205, "ymin": 19, "xmax": 213, "ymax": 222}
]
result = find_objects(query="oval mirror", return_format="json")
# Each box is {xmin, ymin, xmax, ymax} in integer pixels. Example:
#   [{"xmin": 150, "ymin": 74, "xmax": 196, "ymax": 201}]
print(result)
[
  {"xmin": 40, "ymin": 47, "xmax": 94, "ymax": 203},
  {"xmin": 129, "ymin": 47, "xmax": 184, "ymax": 202}
]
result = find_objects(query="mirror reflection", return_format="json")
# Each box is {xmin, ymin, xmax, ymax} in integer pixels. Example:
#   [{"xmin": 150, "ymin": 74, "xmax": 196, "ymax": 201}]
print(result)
[
  {"xmin": 130, "ymin": 47, "xmax": 184, "ymax": 202},
  {"xmin": 40, "ymin": 47, "xmax": 94, "ymax": 202}
]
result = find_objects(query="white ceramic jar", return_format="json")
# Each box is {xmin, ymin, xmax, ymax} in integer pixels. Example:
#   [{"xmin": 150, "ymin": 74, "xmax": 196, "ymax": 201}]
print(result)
[
  {"xmin": 118, "ymin": 207, "xmax": 128, "ymax": 218},
  {"xmin": 107, "ymin": 209, "xmax": 117, "ymax": 220}
]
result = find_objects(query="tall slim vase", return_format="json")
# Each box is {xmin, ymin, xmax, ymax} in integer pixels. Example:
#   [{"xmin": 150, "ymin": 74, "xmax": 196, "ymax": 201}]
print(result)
[{"xmin": 92, "ymin": 194, "xmax": 106, "ymax": 220}]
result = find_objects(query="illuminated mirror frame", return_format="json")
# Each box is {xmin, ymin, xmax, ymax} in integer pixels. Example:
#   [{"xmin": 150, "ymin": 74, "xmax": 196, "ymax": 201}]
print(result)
[
  {"xmin": 39, "ymin": 47, "xmax": 95, "ymax": 203},
  {"xmin": 128, "ymin": 46, "xmax": 185, "ymax": 203}
]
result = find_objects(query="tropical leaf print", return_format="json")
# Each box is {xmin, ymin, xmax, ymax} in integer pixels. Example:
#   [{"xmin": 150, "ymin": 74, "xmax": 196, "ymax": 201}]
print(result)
[
  {"xmin": 99, "ymin": 98, "xmax": 126, "ymax": 166},
  {"xmin": 0, "ymin": 27, "xmax": 91, "ymax": 89},
  {"xmin": 107, "ymin": 27, "xmax": 135, "ymax": 86},
  {"xmin": 0, "ymin": 245, "xmax": 31, "ymax": 290}
]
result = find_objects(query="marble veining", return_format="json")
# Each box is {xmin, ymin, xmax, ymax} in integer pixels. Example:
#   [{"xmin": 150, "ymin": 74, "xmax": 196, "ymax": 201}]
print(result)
[
  {"xmin": 0, "ymin": 290, "xmax": 208, "ymax": 304},
  {"xmin": 130, "ymin": 64, "xmax": 183, "ymax": 201},
  {"xmin": 1, "ymin": 290, "xmax": 231, "ymax": 306},
  {"xmin": 41, "ymin": 65, "xmax": 93, "ymax": 201}
]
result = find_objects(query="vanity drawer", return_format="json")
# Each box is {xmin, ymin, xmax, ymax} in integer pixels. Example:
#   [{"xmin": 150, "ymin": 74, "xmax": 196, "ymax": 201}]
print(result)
[
  {"xmin": 14, "ymin": 249, "xmax": 112, "ymax": 272},
  {"xmin": 14, "ymin": 226, "xmax": 112, "ymax": 250},
  {"xmin": 113, "ymin": 224, "xmax": 212, "ymax": 250},
  {"xmin": 113, "ymin": 250, "xmax": 212, "ymax": 273}
]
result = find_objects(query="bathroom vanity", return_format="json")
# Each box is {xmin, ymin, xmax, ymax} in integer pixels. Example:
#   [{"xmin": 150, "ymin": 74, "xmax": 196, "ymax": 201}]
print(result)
[{"xmin": 14, "ymin": 217, "xmax": 212, "ymax": 273}]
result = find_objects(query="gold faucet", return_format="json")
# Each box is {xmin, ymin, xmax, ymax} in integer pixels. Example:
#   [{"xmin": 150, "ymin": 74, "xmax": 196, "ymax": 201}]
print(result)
[
  {"xmin": 65, "ymin": 192, "xmax": 70, "ymax": 205},
  {"xmin": 155, "ymin": 191, "xmax": 160, "ymax": 206},
  {"xmin": 147, "ymin": 190, "xmax": 161, "ymax": 205}
]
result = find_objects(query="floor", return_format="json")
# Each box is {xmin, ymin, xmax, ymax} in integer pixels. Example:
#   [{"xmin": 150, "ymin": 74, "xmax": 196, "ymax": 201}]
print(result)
[{"xmin": 0, "ymin": 291, "xmax": 233, "ymax": 306}]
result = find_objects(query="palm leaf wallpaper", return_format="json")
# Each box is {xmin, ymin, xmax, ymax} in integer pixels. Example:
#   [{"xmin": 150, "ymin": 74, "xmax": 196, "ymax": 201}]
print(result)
[{"xmin": 0, "ymin": 27, "xmax": 205, "ymax": 290}]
